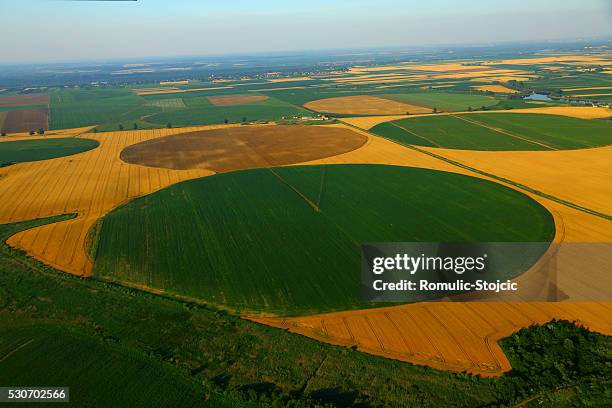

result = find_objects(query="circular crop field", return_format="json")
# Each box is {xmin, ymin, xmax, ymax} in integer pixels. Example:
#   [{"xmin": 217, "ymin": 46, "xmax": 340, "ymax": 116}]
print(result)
[
  {"xmin": 0, "ymin": 138, "xmax": 99, "ymax": 166},
  {"xmin": 92, "ymin": 164, "xmax": 554, "ymax": 315},
  {"xmin": 120, "ymin": 125, "xmax": 367, "ymax": 172},
  {"xmin": 371, "ymin": 113, "xmax": 612, "ymax": 151}
]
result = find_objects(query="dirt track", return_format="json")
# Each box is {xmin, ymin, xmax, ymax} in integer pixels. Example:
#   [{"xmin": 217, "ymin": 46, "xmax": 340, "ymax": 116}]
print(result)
[{"xmin": 120, "ymin": 125, "xmax": 367, "ymax": 172}]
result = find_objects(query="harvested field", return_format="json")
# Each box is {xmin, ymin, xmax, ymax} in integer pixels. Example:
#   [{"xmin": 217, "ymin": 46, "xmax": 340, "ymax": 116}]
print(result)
[
  {"xmin": 341, "ymin": 115, "xmax": 410, "ymax": 130},
  {"xmin": 501, "ymin": 106, "xmax": 611, "ymax": 119},
  {"xmin": 424, "ymin": 145, "xmax": 612, "ymax": 219},
  {"xmin": 470, "ymin": 76, "xmax": 531, "ymax": 82},
  {"xmin": 120, "ymin": 125, "xmax": 367, "ymax": 172},
  {"xmin": 406, "ymin": 63, "xmax": 492, "ymax": 72},
  {"xmin": 207, "ymin": 94, "xmax": 269, "ymax": 106},
  {"xmin": 267, "ymin": 77, "xmax": 312, "ymax": 83},
  {"xmin": 0, "ymin": 126, "xmax": 95, "ymax": 142},
  {"xmin": 304, "ymin": 95, "xmax": 431, "ymax": 115},
  {"xmin": 249, "ymin": 301, "xmax": 612, "ymax": 377},
  {"xmin": 0, "ymin": 94, "xmax": 49, "ymax": 108},
  {"xmin": 1, "ymin": 108, "xmax": 49, "ymax": 133},
  {"xmin": 472, "ymin": 85, "xmax": 519, "ymax": 93},
  {"xmin": 484, "ymin": 55, "xmax": 609, "ymax": 65}
]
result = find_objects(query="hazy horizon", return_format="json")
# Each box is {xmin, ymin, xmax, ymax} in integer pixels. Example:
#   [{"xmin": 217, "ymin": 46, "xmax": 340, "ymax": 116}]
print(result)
[{"xmin": 2, "ymin": 0, "xmax": 611, "ymax": 64}]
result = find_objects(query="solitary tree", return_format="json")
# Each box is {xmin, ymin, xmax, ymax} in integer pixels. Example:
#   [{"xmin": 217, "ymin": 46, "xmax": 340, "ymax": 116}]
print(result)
[
  {"xmin": 432, "ymin": 107, "xmax": 438, "ymax": 113},
  {"xmin": 224, "ymin": 119, "xmax": 228, "ymax": 124},
  {"xmin": 468, "ymin": 106, "xmax": 473, "ymax": 112},
  {"xmin": 242, "ymin": 117, "xmax": 247, "ymax": 123},
  {"xmin": 119, "ymin": 124, "xmax": 124, "ymax": 131},
  {"xmin": 167, "ymin": 123, "xmax": 173, "ymax": 129},
  {"xmin": 38, "ymin": 128, "xmax": 45, "ymax": 135},
  {"xmin": 133, "ymin": 123, "xmax": 138, "ymax": 130},
  {"xmin": 93, "ymin": 128, "xmax": 98, "ymax": 134}
]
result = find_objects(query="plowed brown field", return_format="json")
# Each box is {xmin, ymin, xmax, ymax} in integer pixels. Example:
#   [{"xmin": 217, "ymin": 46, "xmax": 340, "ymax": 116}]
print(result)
[
  {"xmin": 0, "ymin": 93, "xmax": 49, "ymax": 107},
  {"xmin": 304, "ymin": 95, "xmax": 431, "ymax": 115},
  {"xmin": 120, "ymin": 125, "xmax": 367, "ymax": 172},
  {"xmin": 472, "ymin": 85, "xmax": 519, "ymax": 93},
  {"xmin": 2, "ymin": 108, "xmax": 49, "ymax": 133}
]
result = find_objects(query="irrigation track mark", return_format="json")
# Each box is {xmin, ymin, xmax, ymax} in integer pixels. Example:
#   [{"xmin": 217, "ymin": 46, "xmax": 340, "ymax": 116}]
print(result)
[
  {"xmin": 390, "ymin": 122, "xmax": 442, "ymax": 147},
  {"xmin": 268, "ymin": 168, "xmax": 321, "ymax": 212},
  {"xmin": 339, "ymin": 120, "xmax": 612, "ymax": 222},
  {"xmin": 0, "ymin": 338, "xmax": 34, "ymax": 364},
  {"xmin": 450, "ymin": 114, "xmax": 557, "ymax": 150},
  {"xmin": 316, "ymin": 165, "xmax": 327, "ymax": 208}
]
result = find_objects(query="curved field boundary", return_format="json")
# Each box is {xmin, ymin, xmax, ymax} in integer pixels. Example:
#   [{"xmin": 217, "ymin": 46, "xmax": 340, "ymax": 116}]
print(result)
[
  {"xmin": 0, "ymin": 126, "xmax": 232, "ymax": 275},
  {"xmin": 0, "ymin": 124, "xmax": 368, "ymax": 277},
  {"xmin": 256, "ymin": 123, "xmax": 612, "ymax": 375},
  {"xmin": 341, "ymin": 106, "xmax": 612, "ymax": 131},
  {"xmin": 0, "ymin": 138, "xmax": 99, "ymax": 165},
  {"xmin": 119, "ymin": 125, "xmax": 367, "ymax": 172},
  {"xmin": 249, "ymin": 302, "xmax": 612, "ymax": 377}
]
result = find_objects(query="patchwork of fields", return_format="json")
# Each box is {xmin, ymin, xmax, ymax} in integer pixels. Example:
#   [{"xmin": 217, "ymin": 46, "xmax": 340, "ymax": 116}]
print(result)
[
  {"xmin": 0, "ymin": 93, "xmax": 49, "ymax": 134},
  {"xmin": 1, "ymin": 51, "xmax": 612, "ymax": 382}
]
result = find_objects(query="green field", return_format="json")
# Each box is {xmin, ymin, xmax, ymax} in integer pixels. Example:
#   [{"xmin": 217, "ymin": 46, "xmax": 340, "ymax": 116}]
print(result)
[
  {"xmin": 144, "ymin": 95, "xmax": 310, "ymax": 126},
  {"xmin": 0, "ymin": 138, "xmax": 99, "ymax": 165},
  {"xmin": 49, "ymin": 88, "xmax": 158, "ymax": 130},
  {"xmin": 48, "ymin": 87, "xmax": 313, "ymax": 131},
  {"xmin": 371, "ymin": 113, "xmax": 612, "ymax": 150},
  {"xmin": 0, "ymin": 325, "xmax": 222, "ymax": 407},
  {"xmin": 384, "ymin": 92, "xmax": 499, "ymax": 111},
  {"xmin": 93, "ymin": 164, "xmax": 554, "ymax": 315}
]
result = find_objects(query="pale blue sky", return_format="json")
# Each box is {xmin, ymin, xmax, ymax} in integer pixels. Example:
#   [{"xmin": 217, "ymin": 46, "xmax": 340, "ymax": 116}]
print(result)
[{"xmin": 2, "ymin": 0, "xmax": 611, "ymax": 63}]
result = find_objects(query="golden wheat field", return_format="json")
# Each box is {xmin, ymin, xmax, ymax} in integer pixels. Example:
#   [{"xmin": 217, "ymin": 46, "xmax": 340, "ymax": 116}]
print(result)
[
  {"xmin": 304, "ymin": 95, "xmax": 432, "ymax": 115},
  {"xmin": 472, "ymin": 84, "xmax": 519, "ymax": 93},
  {"xmin": 250, "ymin": 301, "xmax": 612, "ymax": 377}
]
